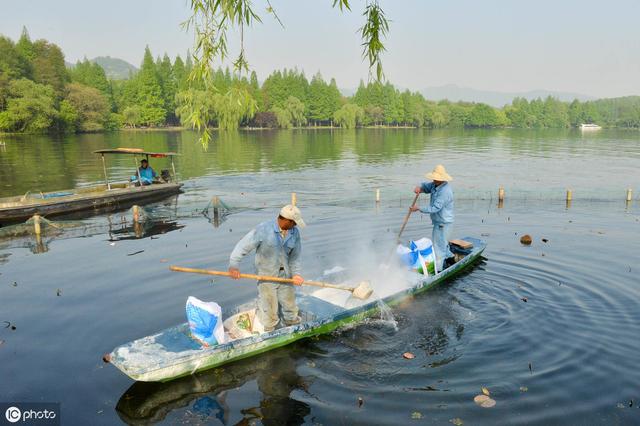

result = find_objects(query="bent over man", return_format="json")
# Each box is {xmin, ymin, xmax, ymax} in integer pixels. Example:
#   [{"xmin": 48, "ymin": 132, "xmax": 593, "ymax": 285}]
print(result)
[{"xmin": 229, "ymin": 205, "xmax": 305, "ymax": 332}]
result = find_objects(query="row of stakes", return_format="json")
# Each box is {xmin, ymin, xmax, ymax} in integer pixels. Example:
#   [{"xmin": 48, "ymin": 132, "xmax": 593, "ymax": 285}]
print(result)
[{"xmin": 24, "ymin": 186, "xmax": 637, "ymax": 238}]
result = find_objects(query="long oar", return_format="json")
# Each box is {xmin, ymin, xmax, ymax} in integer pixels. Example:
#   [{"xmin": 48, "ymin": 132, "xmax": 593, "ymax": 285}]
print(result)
[
  {"xmin": 170, "ymin": 266, "xmax": 373, "ymax": 300},
  {"xmin": 383, "ymin": 192, "xmax": 420, "ymax": 266},
  {"xmin": 396, "ymin": 192, "xmax": 420, "ymax": 243}
]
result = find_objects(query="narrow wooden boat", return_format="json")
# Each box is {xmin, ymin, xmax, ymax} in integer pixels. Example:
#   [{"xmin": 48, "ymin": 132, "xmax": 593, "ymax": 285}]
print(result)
[
  {"xmin": 107, "ymin": 237, "xmax": 486, "ymax": 382},
  {"xmin": 0, "ymin": 148, "xmax": 183, "ymax": 224}
]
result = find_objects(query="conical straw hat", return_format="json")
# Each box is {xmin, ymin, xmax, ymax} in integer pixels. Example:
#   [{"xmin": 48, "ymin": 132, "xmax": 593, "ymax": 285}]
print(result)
[{"xmin": 425, "ymin": 164, "xmax": 453, "ymax": 181}]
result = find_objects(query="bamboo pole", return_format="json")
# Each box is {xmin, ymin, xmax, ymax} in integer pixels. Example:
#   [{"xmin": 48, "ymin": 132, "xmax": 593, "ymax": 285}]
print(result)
[
  {"xmin": 626, "ymin": 189, "xmax": 633, "ymax": 202},
  {"xmin": 291, "ymin": 192, "xmax": 297, "ymax": 206},
  {"xmin": 33, "ymin": 214, "xmax": 41, "ymax": 236},
  {"xmin": 498, "ymin": 187, "xmax": 505, "ymax": 202},
  {"xmin": 100, "ymin": 154, "xmax": 111, "ymax": 190},
  {"xmin": 171, "ymin": 157, "xmax": 178, "ymax": 183},
  {"xmin": 375, "ymin": 188, "xmax": 380, "ymax": 203},
  {"xmin": 566, "ymin": 189, "xmax": 573, "ymax": 201},
  {"xmin": 133, "ymin": 205, "xmax": 140, "ymax": 223}
]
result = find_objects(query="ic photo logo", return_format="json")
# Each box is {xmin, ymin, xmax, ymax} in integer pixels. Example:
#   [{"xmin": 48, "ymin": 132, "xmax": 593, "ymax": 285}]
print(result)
[
  {"xmin": 1, "ymin": 403, "xmax": 59, "ymax": 425},
  {"xmin": 5, "ymin": 407, "xmax": 20, "ymax": 423}
]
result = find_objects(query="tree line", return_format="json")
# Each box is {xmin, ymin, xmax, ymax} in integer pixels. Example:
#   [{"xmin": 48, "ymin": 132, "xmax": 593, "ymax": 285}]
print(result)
[{"xmin": 1, "ymin": 29, "xmax": 639, "ymax": 134}]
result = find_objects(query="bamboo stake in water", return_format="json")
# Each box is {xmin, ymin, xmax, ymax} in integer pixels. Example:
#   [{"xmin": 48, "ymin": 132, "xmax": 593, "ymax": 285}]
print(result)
[
  {"xmin": 291, "ymin": 192, "xmax": 297, "ymax": 206},
  {"xmin": 626, "ymin": 189, "xmax": 633, "ymax": 202}
]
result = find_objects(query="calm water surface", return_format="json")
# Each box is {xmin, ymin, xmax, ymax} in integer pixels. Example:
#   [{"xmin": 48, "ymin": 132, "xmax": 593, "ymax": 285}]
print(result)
[{"xmin": 0, "ymin": 129, "xmax": 639, "ymax": 425}]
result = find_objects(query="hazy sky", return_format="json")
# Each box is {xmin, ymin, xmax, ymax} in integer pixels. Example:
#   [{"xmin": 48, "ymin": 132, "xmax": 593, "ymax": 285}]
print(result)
[{"xmin": 1, "ymin": 0, "xmax": 638, "ymax": 98}]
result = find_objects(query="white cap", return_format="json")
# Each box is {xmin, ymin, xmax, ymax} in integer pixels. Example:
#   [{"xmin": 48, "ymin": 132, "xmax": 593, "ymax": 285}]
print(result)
[{"xmin": 279, "ymin": 204, "xmax": 306, "ymax": 228}]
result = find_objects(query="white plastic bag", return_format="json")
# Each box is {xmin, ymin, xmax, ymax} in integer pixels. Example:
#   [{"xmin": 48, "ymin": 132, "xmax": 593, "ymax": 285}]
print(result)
[
  {"xmin": 186, "ymin": 296, "xmax": 226, "ymax": 346},
  {"xmin": 397, "ymin": 237, "xmax": 437, "ymax": 275}
]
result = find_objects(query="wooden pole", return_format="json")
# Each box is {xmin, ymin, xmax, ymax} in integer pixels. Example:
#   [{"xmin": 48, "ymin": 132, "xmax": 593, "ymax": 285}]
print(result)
[
  {"xmin": 291, "ymin": 192, "xmax": 297, "ymax": 206},
  {"xmin": 133, "ymin": 205, "xmax": 140, "ymax": 223},
  {"xmin": 33, "ymin": 214, "xmax": 41, "ymax": 236},
  {"xmin": 212, "ymin": 196, "xmax": 220, "ymax": 226},
  {"xmin": 626, "ymin": 188, "xmax": 633, "ymax": 202},
  {"xmin": 498, "ymin": 187, "xmax": 505, "ymax": 202},
  {"xmin": 171, "ymin": 157, "xmax": 178, "ymax": 183},
  {"xmin": 375, "ymin": 188, "xmax": 380, "ymax": 203},
  {"xmin": 566, "ymin": 189, "xmax": 573, "ymax": 201},
  {"xmin": 101, "ymin": 154, "xmax": 111, "ymax": 190}
]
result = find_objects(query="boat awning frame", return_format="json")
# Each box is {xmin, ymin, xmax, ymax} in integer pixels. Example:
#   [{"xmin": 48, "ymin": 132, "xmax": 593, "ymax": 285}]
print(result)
[{"xmin": 93, "ymin": 148, "xmax": 180, "ymax": 157}]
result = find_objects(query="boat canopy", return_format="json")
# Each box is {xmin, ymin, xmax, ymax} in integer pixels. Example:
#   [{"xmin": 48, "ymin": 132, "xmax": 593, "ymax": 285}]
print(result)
[{"xmin": 93, "ymin": 148, "xmax": 179, "ymax": 157}]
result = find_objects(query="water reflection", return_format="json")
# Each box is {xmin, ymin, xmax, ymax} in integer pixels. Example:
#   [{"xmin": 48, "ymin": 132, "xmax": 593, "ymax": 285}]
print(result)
[{"xmin": 116, "ymin": 348, "xmax": 310, "ymax": 425}]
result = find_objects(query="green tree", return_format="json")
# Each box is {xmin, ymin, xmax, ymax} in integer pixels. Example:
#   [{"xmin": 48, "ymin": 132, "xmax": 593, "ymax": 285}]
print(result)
[
  {"xmin": 31, "ymin": 40, "xmax": 69, "ymax": 96},
  {"xmin": 64, "ymin": 82, "xmax": 110, "ymax": 132},
  {"xmin": 0, "ymin": 36, "xmax": 32, "ymax": 79},
  {"xmin": 285, "ymin": 96, "xmax": 306, "ymax": 126},
  {"xmin": 0, "ymin": 78, "xmax": 57, "ymax": 133},
  {"xmin": 334, "ymin": 103, "xmax": 364, "ymax": 128},
  {"xmin": 136, "ymin": 46, "xmax": 166, "ymax": 125}
]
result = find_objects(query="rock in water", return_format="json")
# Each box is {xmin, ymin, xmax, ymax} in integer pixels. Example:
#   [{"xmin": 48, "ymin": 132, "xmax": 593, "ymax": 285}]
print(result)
[{"xmin": 520, "ymin": 234, "xmax": 532, "ymax": 245}]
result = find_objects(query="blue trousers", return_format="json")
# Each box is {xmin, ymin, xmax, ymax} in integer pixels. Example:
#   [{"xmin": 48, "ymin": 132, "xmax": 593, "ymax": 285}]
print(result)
[{"xmin": 432, "ymin": 222, "xmax": 453, "ymax": 272}]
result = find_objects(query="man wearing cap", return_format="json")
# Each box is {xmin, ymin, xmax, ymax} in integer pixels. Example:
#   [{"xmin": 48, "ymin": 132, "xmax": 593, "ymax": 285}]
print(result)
[
  {"xmin": 409, "ymin": 164, "xmax": 455, "ymax": 272},
  {"xmin": 228, "ymin": 205, "xmax": 306, "ymax": 332}
]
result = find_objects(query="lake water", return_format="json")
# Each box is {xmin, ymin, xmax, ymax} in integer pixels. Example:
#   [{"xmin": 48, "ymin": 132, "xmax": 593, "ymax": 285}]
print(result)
[{"xmin": 0, "ymin": 129, "xmax": 639, "ymax": 425}]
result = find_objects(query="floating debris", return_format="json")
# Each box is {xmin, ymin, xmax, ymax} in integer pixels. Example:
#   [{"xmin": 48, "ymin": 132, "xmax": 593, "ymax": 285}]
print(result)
[
  {"xmin": 357, "ymin": 396, "xmax": 364, "ymax": 408},
  {"xmin": 403, "ymin": 352, "xmax": 415, "ymax": 359},
  {"xmin": 474, "ymin": 394, "xmax": 497, "ymax": 408},
  {"xmin": 306, "ymin": 361, "xmax": 316, "ymax": 368},
  {"xmin": 411, "ymin": 411, "xmax": 423, "ymax": 419},
  {"xmin": 474, "ymin": 395, "xmax": 489, "ymax": 404},
  {"xmin": 630, "ymin": 399, "xmax": 634, "ymax": 408},
  {"xmin": 482, "ymin": 387, "xmax": 490, "ymax": 396},
  {"xmin": 12, "ymin": 282, "xmax": 17, "ymax": 287},
  {"xmin": 56, "ymin": 289, "xmax": 62, "ymax": 296},
  {"xmin": 519, "ymin": 386, "xmax": 528, "ymax": 392},
  {"xmin": 450, "ymin": 418, "xmax": 464, "ymax": 425},
  {"xmin": 127, "ymin": 250, "xmax": 145, "ymax": 256},
  {"xmin": 521, "ymin": 297, "xmax": 528, "ymax": 303},
  {"xmin": 529, "ymin": 362, "xmax": 533, "ymax": 373},
  {"xmin": 542, "ymin": 238, "xmax": 549, "ymax": 243},
  {"xmin": 617, "ymin": 403, "xmax": 625, "ymax": 409},
  {"xmin": 109, "ymin": 242, "xmax": 116, "ymax": 246},
  {"xmin": 520, "ymin": 234, "xmax": 532, "ymax": 245},
  {"xmin": 3, "ymin": 322, "xmax": 16, "ymax": 331}
]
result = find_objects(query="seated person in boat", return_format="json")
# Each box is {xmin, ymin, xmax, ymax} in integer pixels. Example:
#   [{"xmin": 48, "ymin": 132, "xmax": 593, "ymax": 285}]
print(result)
[
  {"xmin": 228, "ymin": 205, "xmax": 306, "ymax": 332},
  {"xmin": 130, "ymin": 159, "xmax": 157, "ymax": 185},
  {"xmin": 409, "ymin": 164, "xmax": 456, "ymax": 271}
]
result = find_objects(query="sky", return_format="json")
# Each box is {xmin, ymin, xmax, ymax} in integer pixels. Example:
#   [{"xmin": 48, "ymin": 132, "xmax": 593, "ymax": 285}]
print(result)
[{"xmin": 1, "ymin": 0, "xmax": 639, "ymax": 98}]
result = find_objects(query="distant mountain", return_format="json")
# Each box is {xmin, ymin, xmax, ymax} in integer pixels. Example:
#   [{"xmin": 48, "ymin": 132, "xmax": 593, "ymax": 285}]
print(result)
[
  {"xmin": 420, "ymin": 84, "xmax": 595, "ymax": 107},
  {"xmin": 90, "ymin": 56, "xmax": 138, "ymax": 80}
]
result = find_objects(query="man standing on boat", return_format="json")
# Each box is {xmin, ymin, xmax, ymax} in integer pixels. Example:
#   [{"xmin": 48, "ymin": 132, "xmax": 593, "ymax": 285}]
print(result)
[
  {"xmin": 228, "ymin": 205, "xmax": 305, "ymax": 332},
  {"xmin": 410, "ymin": 164, "xmax": 455, "ymax": 271}
]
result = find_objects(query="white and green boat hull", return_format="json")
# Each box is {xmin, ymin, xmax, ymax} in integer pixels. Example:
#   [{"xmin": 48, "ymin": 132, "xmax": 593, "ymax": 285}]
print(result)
[{"xmin": 108, "ymin": 237, "xmax": 486, "ymax": 382}]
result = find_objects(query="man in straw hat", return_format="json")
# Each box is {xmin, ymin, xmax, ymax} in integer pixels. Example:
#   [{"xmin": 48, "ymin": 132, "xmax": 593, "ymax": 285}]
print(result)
[
  {"xmin": 229, "ymin": 205, "xmax": 305, "ymax": 331},
  {"xmin": 409, "ymin": 164, "xmax": 455, "ymax": 272}
]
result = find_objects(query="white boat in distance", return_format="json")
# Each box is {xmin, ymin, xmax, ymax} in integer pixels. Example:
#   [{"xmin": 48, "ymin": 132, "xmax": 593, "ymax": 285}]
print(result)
[{"xmin": 580, "ymin": 123, "xmax": 602, "ymax": 131}]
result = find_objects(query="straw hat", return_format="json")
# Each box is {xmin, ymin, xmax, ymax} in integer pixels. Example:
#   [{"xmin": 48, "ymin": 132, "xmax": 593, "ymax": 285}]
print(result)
[
  {"xmin": 425, "ymin": 164, "xmax": 453, "ymax": 182},
  {"xmin": 280, "ymin": 204, "xmax": 306, "ymax": 228}
]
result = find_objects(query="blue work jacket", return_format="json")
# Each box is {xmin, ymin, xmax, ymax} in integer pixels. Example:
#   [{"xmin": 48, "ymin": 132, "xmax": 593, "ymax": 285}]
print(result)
[
  {"xmin": 419, "ymin": 182, "xmax": 455, "ymax": 224},
  {"xmin": 229, "ymin": 219, "xmax": 302, "ymax": 278}
]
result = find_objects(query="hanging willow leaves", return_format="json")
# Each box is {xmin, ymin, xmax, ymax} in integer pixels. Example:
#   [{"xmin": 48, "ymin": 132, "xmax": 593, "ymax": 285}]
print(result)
[
  {"xmin": 359, "ymin": 2, "xmax": 390, "ymax": 82},
  {"xmin": 183, "ymin": 0, "xmax": 389, "ymax": 145}
]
